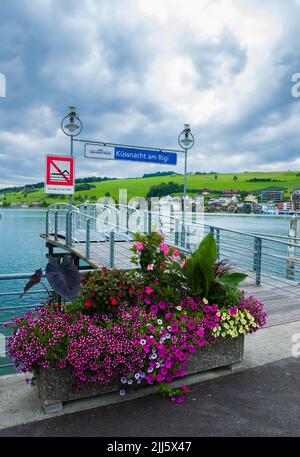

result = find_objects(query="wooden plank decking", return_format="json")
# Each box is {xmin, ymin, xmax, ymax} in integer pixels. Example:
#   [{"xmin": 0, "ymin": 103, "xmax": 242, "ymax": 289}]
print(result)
[{"xmin": 41, "ymin": 234, "xmax": 300, "ymax": 327}]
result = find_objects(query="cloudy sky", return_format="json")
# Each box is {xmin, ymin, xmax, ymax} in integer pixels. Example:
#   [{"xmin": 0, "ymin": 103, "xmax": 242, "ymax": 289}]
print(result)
[{"xmin": 1, "ymin": 0, "xmax": 300, "ymax": 187}]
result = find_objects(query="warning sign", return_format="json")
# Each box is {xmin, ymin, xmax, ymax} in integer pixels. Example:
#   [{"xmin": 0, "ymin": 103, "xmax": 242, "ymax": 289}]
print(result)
[{"xmin": 45, "ymin": 155, "xmax": 75, "ymax": 194}]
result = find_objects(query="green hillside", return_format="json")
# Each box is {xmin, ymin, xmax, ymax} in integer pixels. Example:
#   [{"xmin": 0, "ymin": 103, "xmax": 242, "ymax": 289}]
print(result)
[{"xmin": 1, "ymin": 171, "xmax": 300, "ymax": 205}]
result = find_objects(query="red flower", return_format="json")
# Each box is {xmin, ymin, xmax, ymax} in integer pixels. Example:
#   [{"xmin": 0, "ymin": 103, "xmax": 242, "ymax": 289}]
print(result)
[
  {"xmin": 101, "ymin": 268, "xmax": 108, "ymax": 276},
  {"xmin": 160, "ymin": 263, "xmax": 165, "ymax": 269},
  {"xmin": 84, "ymin": 298, "xmax": 93, "ymax": 308},
  {"xmin": 111, "ymin": 296, "xmax": 117, "ymax": 306},
  {"xmin": 128, "ymin": 288, "xmax": 135, "ymax": 294}
]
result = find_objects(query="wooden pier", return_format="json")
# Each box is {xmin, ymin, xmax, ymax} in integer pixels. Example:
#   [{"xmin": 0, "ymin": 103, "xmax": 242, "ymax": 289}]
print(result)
[{"xmin": 41, "ymin": 232, "xmax": 300, "ymax": 328}]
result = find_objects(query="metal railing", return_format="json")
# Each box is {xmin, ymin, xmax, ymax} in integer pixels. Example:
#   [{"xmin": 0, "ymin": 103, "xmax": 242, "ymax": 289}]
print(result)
[
  {"xmin": 44, "ymin": 204, "xmax": 300, "ymax": 292},
  {"xmin": 0, "ymin": 272, "xmax": 49, "ymax": 373},
  {"xmin": 1, "ymin": 204, "xmax": 300, "ymax": 374}
]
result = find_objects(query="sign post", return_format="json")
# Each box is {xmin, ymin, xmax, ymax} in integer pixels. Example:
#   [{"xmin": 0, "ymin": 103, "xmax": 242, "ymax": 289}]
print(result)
[{"xmin": 45, "ymin": 155, "xmax": 75, "ymax": 195}]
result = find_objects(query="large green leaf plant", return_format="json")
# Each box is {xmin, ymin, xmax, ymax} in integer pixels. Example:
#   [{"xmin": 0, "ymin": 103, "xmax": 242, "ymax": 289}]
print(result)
[{"xmin": 184, "ymin": 233, "xmax": 247, "ymax": 307}]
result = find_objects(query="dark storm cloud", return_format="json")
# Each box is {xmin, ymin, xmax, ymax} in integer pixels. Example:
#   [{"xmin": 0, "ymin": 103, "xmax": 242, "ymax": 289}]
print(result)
[{"xmin": 1, "ymin": 0, "xmax": 300, "ymax": 187}]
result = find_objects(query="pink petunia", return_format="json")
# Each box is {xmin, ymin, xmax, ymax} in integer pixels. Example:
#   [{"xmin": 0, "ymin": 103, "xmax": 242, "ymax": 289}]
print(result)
[
  {"xmin": 144, "ymin": 286, "xmax": 154, "ymax": 295},
  {"xmin": 229, "ymin": 306, "xmax": 238, "ymax": 316},
  {"xmin": 150, "ymin": 305, "xmax": 159, "ymax": 314},
  {"xmin": 198, "ymin": 339, "xmax": 206, "ymax": 347},
  {"xmin": 187, "ymin": 321, "xmax": 196, "ymax": 331},
  {"xmin": 147, "ymin": 264, "xmax": 154, "ymax": 271}
]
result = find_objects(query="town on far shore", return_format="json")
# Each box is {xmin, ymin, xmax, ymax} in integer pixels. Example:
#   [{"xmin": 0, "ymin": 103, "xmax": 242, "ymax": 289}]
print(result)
[{"xmin": 0, "ymin": 171, "xmax": 300, "ymax": 216}]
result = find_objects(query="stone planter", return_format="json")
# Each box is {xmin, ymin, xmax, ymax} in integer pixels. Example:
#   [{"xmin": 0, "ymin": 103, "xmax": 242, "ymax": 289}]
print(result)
[{"xmin": 35, "ymin": 336, "xmax": 244, "ymax": 413}]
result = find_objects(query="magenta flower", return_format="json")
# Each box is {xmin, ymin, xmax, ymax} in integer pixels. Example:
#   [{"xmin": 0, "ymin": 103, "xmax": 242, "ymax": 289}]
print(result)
[
  {"xmin": 196, "ymin": 327, "xmax": 205, "ymax": 336},
  {"xmin": 175, "ymin": 395, "xmax": 186, "ymax": 404},
  {"xmin": 145, "ymin": 286, "xmax": 153, "ymax": 295},
  {"xmin": 229, "ymin": 306, "xmax": 238, "ymax": 316},
  {"xmin": 179, "ymin": 260, "xmax": 186, "ymax": 269},
  {"xmin": 158, "ymin": 301, "xmax": 166, "ymax": 310},
  {"xmin": 197, "ymin": 339, "xmax": 206, "ymax": 347},
  {"xmin": 187, "ymin": 321, "xmax": 196, "ymax": 331},
  {"xmin": 170, "ymin": 325, "xmax": 179, "ymax": 333},
  {"xmin": 181, "ymin": 385, "xmax": 190, "ymax": 393},
  {"xmin": 159, "ymin": 242, "xmax": 169, "ymax": 255},
  {"xmin": 146, "ymin": 375, "xmax": 155, "ymax": 384},
  {"xmin": 136, "ymin": 242, "xmax": 144, "ymax": 251},
  {"xmin": 150, "ymin": 305, "xmax": 159, "ymax": 314}
]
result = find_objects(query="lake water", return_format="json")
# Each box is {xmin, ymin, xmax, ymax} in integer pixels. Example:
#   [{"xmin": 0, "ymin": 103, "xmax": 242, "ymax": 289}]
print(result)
[{"xmin": 0, "ymin": 208, "xmax": 299, "ymax": 373}]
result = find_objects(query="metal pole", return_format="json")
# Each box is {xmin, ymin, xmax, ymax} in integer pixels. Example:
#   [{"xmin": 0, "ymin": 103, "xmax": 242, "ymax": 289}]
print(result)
[
  {"xmin": 254, "ymin": 237, "xmax": 262, "ymax": 286},
  {"xmin": 184, "ymin": 148, "xmax": 187, "ymax": 198},
  {"xmin": 45, "ymin": 210, "xmax": 49, "ymax": 237},
  {"xmin": 216, "ymin": 228, "xmax": 220, "ymax": 260},
  {"xmin": 68, "ymin": 135, "xmax": 74, "ymax": 245},
  {"xmin": 109, "ymin": 230, "xmax": 115, "ymax": 268},
  {"xmin": 54, "ymin": 211, "xmax": 58, "ymax": 241},
  {"xmin": 175, "ymin": 218, "xmax": 179, "ymax": 246},
  {"xmin": 148, "ymin": 211, "xmax": 152, "ymax": 236},
  {"xmin": 65, "ymin": 212, "xmax": 69, "ymax": 245},
  {"xmin": 86, "ymin": 218, "xmax": 90, "ymax": 259},
  {"xmin": 287, "ymin": 215, "xmax": 297, "ymax": 280}
]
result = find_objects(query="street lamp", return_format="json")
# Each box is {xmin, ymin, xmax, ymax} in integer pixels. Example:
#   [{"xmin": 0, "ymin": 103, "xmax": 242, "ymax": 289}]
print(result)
[
  {"xmin": 61, "ymin": 107, "xmax": 82, "ymax": 244},
  {"xmin": 178, "ymin": 124, "xmax": 194, "ymax": 199}
]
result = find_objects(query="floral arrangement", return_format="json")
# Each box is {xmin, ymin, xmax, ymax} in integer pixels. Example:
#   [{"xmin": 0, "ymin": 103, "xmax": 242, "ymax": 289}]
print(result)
[{"xmin": 6, "ymin": 233, "xmax": 267, "ymax": 404}]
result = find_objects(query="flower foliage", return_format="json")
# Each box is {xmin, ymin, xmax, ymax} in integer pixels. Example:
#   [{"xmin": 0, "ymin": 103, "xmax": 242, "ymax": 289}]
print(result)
[
  {"xmin": 78, "ymin": 268, "xmax": 144, "ymax": 315},
  {"xmin": 6, "ymin": 233, "xmax": 268, "ymax": 404}
]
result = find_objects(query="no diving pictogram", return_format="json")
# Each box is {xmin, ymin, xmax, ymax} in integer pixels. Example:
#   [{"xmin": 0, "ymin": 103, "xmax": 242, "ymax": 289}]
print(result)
[{"xmin": 45, "ymin": 155, "xmax": 75, "ymax": 195}]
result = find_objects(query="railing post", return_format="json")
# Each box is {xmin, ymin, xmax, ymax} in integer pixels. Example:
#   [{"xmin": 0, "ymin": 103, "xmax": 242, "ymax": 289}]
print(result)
[
  {"xmin": 287, "ymin": 216, "xmax": 297, "ymax": 280},
  {"xmin": 126, "ymin": 208, "xmax": 129, "ymax": 233},
  {"xmin": 170, "ymin": 205, "xmax": 174, "ymax": 239},
  {"xmin": 109, "ymin": 230, "xmax": 115, "ymax": 268},
  {"xmin": 186, "ymin": 224, "xmax": 191, "ymax": 251},
  {"xmin": 254, "ymin": 237, "xmax": 262, "ymax": 286},
  {"xmin": 180, "ymin": 222, "xmax": 186, "ymax": 248},
  {"xmin": 215, "ymin": 228, "xmax": 220, "ymax": 260},
  {"xmin": 54, "ymin": 211, "xmax": 58, "ymax": 241},
  {"xmin": 148, "ymin": 211, "xmax": 152, "ymax": 236},
  {"xmin": 175, "ymin": 218, "xmax": 179, "ymax": 246},
  {"xmin": 69, "ymin": 211, "xmax": 73, "ymax": 246},
  {"xmin": 210, "ymin": 226, "xmax": 214, "ymax": 236},
  {"xmin": 65, "ymin": 212, "xmax": 69, "ymax": 245},
  {"xmin": 143, "ymin": 210, "xmax": 148, "ymax": 235},
  {"xmin": 45, "ymin": 210, "xmax": 49, "ymax": 237},
  {"xmin": 86, "ymin": 219, "xmax": 90, "ymax": 259}
]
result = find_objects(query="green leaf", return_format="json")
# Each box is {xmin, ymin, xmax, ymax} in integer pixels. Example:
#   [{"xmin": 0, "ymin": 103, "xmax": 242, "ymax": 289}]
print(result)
[
  {"xmin": 216, "ymin": 272, "xmax": 247, "ymax": 288},
  {"xmin": 185, "ymin": 234, "xmax": 217, "ymax": 297}
]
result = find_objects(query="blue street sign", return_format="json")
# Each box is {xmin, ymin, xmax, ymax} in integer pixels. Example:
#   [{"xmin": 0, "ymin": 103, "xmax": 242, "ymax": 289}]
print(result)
[
  {"xmin": 84, "ymin": 143, "xmax": 178, "ymax": 165},
  {"xmin": 114, "ymin": 146, "xmax": 177, "ymax": 165}
]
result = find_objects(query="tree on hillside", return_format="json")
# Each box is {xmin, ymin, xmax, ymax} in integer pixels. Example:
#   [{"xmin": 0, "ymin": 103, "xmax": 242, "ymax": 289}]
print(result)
[
  {"xmin": 214, "ymin": 175, "xmax": 218, "ymax": 180},
  {"xmin": 233, "ymin": 175, "xmax": 238, "ymax": 181}
]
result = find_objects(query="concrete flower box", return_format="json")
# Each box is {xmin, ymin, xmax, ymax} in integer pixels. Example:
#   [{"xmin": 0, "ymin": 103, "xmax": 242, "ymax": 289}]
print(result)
[{"xmin": 35, "ymin": 336, "xmax": 244, "ymax": 413}]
